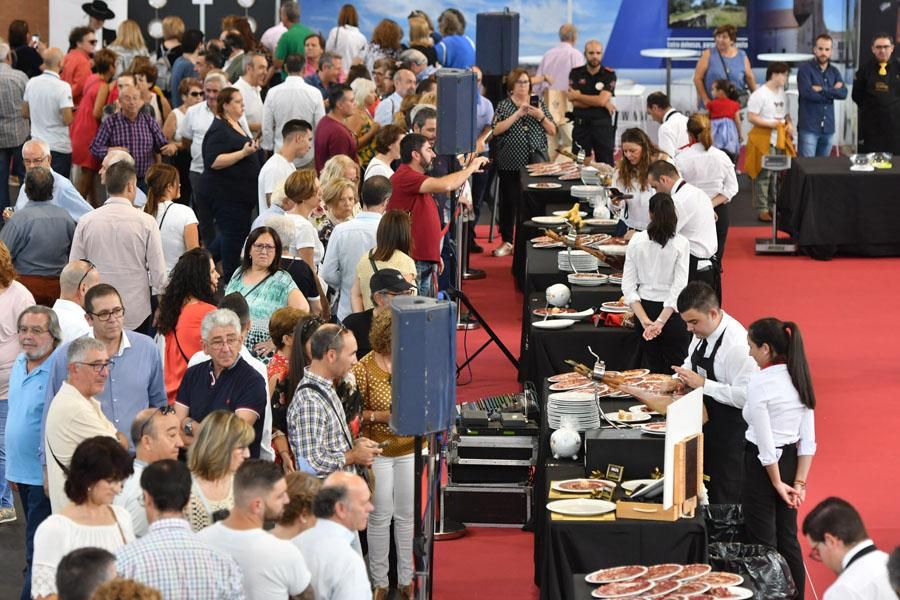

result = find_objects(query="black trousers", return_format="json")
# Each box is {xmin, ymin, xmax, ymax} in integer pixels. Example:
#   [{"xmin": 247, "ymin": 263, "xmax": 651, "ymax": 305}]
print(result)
[
  {"xmin": 572, "ymin": 120, "xmax": 615, "ymax": 165},
  {"xmin": 497, "ymin": 169, "xmax": 522, "ymax": 244},
  {"xmin": 689, "ymin": 254, "xmax": 723, "ymax": 305},
  {"xmin": 190, "ymin": 171, "xmax": 217, "ymax": 250},
  {"xmin": 213, "ymin": 199, "xmax": 254, "ymax": 278},
  {"xmin": 714, "ymin": 202, "xmax": 730, "ymax": 263},
  {"xmin": 742, "ymin": 441, "xmax": 804, "ymax": 600},
  {"xmin": 633, "ymin": 299, "xmax": 691, "ymax": 374}
]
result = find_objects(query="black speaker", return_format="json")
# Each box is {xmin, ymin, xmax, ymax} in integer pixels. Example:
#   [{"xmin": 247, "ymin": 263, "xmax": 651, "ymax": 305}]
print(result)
[
  {"xmin": 435, "ymin": 69, "xmax": 478, "ymax": 156},
  {"xmin": 476, "ymin": 11, "xmax": 520, "ymax": 76}
]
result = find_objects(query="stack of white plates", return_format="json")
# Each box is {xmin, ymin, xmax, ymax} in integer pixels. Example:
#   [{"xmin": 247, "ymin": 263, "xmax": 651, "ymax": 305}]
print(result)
[
  {"xmin": 548, "ymin": 391, "xmax": 601, "ymax": 430},
  {"xmin": 568, "ymin": 273, "xmax": 608, "ymax": 287},
  {"xmin": 608, "ymin": 273, "xmax": 623, "ymax": 285},
  {"xmin": 557, "ymin": 250, "xmax": 599, "ymax": 273}
]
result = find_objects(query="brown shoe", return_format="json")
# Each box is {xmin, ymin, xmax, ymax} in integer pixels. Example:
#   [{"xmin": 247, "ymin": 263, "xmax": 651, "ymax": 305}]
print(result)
[
  {"xmin": 400, "ymin": 583, "xmax": 415, "ymax": 599},
  {"xmin": 758, "ymin": 210, "xmax": 772, "ymax": 222},
  {"xmin": 372, "ymin": 587, "xmax": 389, "ymax": 600}
]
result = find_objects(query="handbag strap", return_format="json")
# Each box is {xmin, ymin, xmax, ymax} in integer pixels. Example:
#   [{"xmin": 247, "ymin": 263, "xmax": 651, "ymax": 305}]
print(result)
[
  {"xmin": 172, "ymin": 325, "xmax": 190, "ymax": 363},
  {"xmin": 368, "ymin": 250, "xmax": 381, "ymax": 275},
  {"xmin": 107, "ymin": 505, "xmax": 127, "ymax": 544},
  {"xmin": 241, "ymin": 272, "xmax": 275, "ymax": 299},
  {"xmin": 716, "ymin": 48, "xmax": 732, "ymax": 78},
  {"xmin": 157, "ymin": 201, "xmax": 174, "ymax": 231},
  {"xmin": 46, "ymin": 439, "xmax": 70, "ymax": 476}
]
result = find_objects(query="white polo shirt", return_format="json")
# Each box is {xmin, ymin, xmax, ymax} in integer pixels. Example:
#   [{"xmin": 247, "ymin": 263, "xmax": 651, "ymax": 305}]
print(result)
[
  {"xmin": 23, "ymin": 71, "xmax": 74, "ymax": 153},
  {"xmin": 233, "ymin": 76, "xmax": 264, "ymax": 130},
  {"xmin": 177, "ymin": 102, "xmax": 250, "ymax": 174}
]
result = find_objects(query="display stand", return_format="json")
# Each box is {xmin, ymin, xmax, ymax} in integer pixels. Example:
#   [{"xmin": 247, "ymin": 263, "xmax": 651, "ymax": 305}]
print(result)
[{"xmin": 755, "ymin": 154, "xmax": 798, "ymax": 254}]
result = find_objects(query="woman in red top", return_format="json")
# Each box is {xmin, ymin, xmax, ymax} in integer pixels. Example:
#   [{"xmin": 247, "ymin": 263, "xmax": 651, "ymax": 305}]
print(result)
[
  {"xmin": 70, "ymin": 48, "xmax": 117, "ymax": 205},
  {"xmin": 156, "ymin": 248, "xmax": 220, "ymax": 403}
]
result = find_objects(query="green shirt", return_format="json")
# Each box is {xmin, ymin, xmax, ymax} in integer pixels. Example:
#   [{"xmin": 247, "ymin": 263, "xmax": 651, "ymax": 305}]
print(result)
[{"xmin": 275, "ymin": 23, "xmax": 316, "ymax": 61}]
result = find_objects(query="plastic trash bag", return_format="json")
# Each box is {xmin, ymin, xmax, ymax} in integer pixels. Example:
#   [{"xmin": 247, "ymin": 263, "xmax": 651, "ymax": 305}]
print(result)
[
  {"xmin": 708, "ymin": 542, "xmax": 797, "ymax": 600},
  {"xmin": 705, "ymin": 504, "xmax": 746, "ymax": 544}
]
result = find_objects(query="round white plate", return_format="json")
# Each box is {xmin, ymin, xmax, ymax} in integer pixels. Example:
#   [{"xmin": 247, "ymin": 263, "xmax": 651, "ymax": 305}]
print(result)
[
  {"xmin": 528, "ymin": 182, "xmax": 563, "ymax": 190},
  {"xmin": 722, "ymin": 587, "xmax": 753, "ymax": 599},
  {"xmin": 604, "ymin": 411, "xmax": 651, "ymax": 423},
  {"xmin": 570, "ymin": 279, "xmax": 609, "ymax": 287},
  {"xmin": 850, "ymin": 165, "xmax": 875, "ymax": 172},
  {"xmin": 583, "ymin": 218, "xmax": 619, "ymax": 226},
  {"xmin": 600, "ymin": 307, "xmax": 630, "ymax": 314},
  {"xmin": 533, "ymin": 215, "xmax": 566, "ymax": 224},
  {"xmin": 553, "ymin": 210, "xmax": 588, "ymax": 217},
  {"xmin": 640, "ymin": 423, "xmax": 667, "ymax": 435},
  {"xmin": 628, "ymin": 405, "xmax": 659, "ymax": 416},
  {"xmin": 551, "ymin": 478, "xmax": 616, "ymax": 493},
  {"xmin": 533, "ymin": 319, "xmax": 576, "ymax": 330},
  {"xmin": 546, "ymin": 498, "xmax": 616, "ymax": 516},
  {"xmin": 620, "ymin": 479, "xmax": 658, "ymax": 493}
]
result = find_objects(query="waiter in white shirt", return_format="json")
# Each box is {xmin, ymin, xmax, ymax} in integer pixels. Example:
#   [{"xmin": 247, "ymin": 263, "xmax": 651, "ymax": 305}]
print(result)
[
  {"xmin": 647, "ymin": 92, "xmax": 690, "ymax": 157},
  {"xmin": 675, "ymin": 282, "xmax": 756, "ymax": 503},
  {"xmin": 648, "ymin": 160, "xmax": 721, "ymax": 301},
  {"xmin": 743, "ymin": 317, "xmax": 816, "ymax": 600},
  {"xmin": 802, "ymin": 497, "xmax": 896, "ymax": 600}
]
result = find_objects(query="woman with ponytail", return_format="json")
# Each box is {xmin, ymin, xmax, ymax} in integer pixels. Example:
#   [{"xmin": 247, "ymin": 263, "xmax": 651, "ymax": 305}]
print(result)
[
  {"xmin": 743, "ymin": 317, "xmax": 816, "ymax": 599},
  {"xmin": 674, "ymin": 114, "xmax": 738, "ymax": 264}
]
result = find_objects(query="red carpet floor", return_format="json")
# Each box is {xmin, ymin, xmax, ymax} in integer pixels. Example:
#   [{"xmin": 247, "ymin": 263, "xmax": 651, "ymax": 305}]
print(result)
[{"xmin": 435, "ymin": 226, "xmax": 900, "ymax": 599}]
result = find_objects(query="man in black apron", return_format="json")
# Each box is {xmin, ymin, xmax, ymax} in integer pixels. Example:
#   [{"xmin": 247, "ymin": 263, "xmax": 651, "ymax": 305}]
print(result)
[{"xmin": 671, "ymin": 282, "xmax": 757, "ymax": 504}]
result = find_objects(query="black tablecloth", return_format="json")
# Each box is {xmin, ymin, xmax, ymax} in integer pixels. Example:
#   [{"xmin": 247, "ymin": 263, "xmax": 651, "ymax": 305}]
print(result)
[
  {"xmin": 515, "ymin": 218, "xmax": 617, "ymax": 290},
  {"xmin": 537, "ymin": 462, "xmax": 708, "ymax": 600},
  {"xmin": 519, "ymin": 293, "xmax": 643, "ymax": 386},
  {"xmin": 780, "ymin": 157, "xmax": 900, "ymax": 258},
  {"xmin": 522, "ymin": 242, "xmax": 618, "ymax": 296}
]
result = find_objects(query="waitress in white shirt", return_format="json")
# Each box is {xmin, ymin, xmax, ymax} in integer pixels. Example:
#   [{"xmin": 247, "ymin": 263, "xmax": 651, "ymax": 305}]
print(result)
[
  {"xmin": 611, "ymin": 128, "xmax": 670, "ymax": 237},
  {"xmin": 743, "ymin": 317, "xmax": 816, "ymax": 600},
  {"xmin": 674, "ymin": 114, "xmax": 738, "ymax": 262},
  {"xmin": 621, "ymin": 193, "xmax": 691, "ymax": 373}
]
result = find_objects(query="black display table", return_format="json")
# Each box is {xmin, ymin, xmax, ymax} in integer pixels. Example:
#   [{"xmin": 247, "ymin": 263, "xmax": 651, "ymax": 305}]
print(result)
[
  {"xmin": 780, "ymin": 157, "xmax": 900, "ymax": 258},
  {"xmin": 515, "ymin": 217, "xmax": 617, "ymax": 290}
]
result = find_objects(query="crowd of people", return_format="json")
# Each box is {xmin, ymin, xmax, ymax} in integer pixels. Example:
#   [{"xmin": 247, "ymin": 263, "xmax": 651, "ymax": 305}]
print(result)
[{"xmin": 0, "ymin": 1, "xmax": 898, "ymax": 599}]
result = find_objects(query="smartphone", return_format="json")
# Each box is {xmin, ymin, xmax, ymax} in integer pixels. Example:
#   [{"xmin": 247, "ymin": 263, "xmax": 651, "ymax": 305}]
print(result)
[
  {"xmin": 31, "ymin": 34, "xmax": 40, "ymax": 48},
  {"xmin": 377, "ymin": 440, "xmax": 391, "ymax": 449},
  {"xmin": 529, "ymin": 94, "xmax": 540, "ymax": 108}
]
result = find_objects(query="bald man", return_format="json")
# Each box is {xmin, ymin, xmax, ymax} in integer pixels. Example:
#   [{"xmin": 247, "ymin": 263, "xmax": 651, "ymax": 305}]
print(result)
[
  {"xmin": 97, "ymin": 149, "xmax": 148, "ymax": 208},
  {"xmin": 9, "ymin": 139, "xmax": 92, "ymax": 221},
  {"xmin": 52, "ymin": 259, "xmax": 101, "ymax": 342},
  {"xmin": 22, "ymin": 48, "xmax": 75, "ymax": 179},
  {"xmin": 568, "ymin": 39, "xmax": 617, "ymax": 164},
  {"xmin": 535, "ymin": 24, "xmax": 585, "ymax": 94}
]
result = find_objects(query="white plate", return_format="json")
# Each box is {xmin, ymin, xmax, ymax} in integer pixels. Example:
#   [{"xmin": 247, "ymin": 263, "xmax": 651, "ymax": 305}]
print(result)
[
  {"xmin": 628, "ymin": 405, "xmax": 659, "ymax": 416},
  {"xmin": 546, "ymin": 498, "xmax": 616, "ymax": 516},
  {"xmin": 553, "ymin": 210, "xmax": 588, "ymax": 217},
  {"xmin": 551, "ymin": 478, "xmax": 616, "ymax": 493},
  {"xmin": 563, "ymin": 308, "xmax": 595, "ymax": 320},
  {"xmin": 533, "ymin": 215, "xmax": 566, "ymax": 224},
  {"xmin": 850, "ymin": 165, "xmax": 875, "ymax": 172},
  {"xmin": 722, "ymin": 588, "xmax": 753, "ymax": 599},
  {"xmin": 620, "ymin": 479, "xmax": 658, "ymax": 493},
  {"xmin": 533, "ymin": 319, "xmax": 576, "ymax": 330},
  {"xmin": 600, "ymin": 307, "xmax": 630, "ymax": 314},
  {"xmin": 569, "ymin": 279, "xmax": 609, "ymax": 287},
  {"xmin": 604, "ymin": 411, "xmax": 651, "ymax": 423},
  {"xmin": 583, "ymin": 218, "xmax": 619, "ymax": 226},
  {"xmin": 528, "ymin": 182, "xmax": 563, "ymax": 190}
]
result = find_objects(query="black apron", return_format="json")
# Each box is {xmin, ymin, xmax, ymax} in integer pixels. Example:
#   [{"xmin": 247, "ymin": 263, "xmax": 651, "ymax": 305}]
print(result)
[{"xmin": 691, "ymin": 327, "xmax": 747, "ymax": 504}]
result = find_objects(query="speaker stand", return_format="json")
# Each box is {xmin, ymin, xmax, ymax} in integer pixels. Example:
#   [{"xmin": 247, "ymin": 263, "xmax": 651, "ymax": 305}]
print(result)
[{"xmin": 448, "ymin": 287, "xmax": 519, "ymax": 374}]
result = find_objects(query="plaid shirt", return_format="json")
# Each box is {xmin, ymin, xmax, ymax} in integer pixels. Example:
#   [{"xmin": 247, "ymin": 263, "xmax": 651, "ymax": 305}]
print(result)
[
  {"xmin": 287, "ymin": 367, "xmax": 353, "ymax": 475},
  {"xmin": 116, "ymin": 518, "xmax": 245, "ymax": 600},
  {"xmin": 90, "ymin": 110, "xmax": 168, "ymax": 177},
  {"xmin": 0, "ymin": 63, "xmax": 29, "ymax": 148}
]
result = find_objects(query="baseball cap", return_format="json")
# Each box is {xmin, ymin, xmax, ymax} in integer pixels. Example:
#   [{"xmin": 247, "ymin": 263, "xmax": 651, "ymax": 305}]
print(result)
[{"xmin": 370, "ymin": 269, "xmax": 416, "ymax": 294}]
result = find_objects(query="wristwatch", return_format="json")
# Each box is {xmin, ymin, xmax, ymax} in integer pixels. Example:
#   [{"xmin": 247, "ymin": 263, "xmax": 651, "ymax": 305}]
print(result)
[{"xmin": 183, "ymin": 418, "xmax": 194, "ymax": 436}]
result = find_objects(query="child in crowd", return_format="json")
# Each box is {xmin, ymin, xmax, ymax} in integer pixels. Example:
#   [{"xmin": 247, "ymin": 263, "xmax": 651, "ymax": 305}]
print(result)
[{"xmin": 706, "ymin": 79, "xmax": 742, "ymax": 160}]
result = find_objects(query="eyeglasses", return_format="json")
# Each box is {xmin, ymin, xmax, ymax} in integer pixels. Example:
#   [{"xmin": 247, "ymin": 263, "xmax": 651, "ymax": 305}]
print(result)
[
  {"xmin": 90, "ymin": 306, "xmax": 125, "ymax": 321},
  {"xmin": 136, "ymin": 405, "xmax": 177, "ymax": 440},
  {"xmin": 208, "ymin": 335, "xmax": 241, "ymax": 349},
  {"xmin": 86, "ymin": 39, "xmax": 98, "ymax": 45},
  {"xmin": 874, "ymin": 45, "xmax": 894, "ymax": 50},
  {"xmin": 188, "ymin": 91, "xmax": 204, "ymax": 97},
  {"xmin": 252, "ymin": 243, "xmax": 276, "ymax": 253},
  {"xmin": 77, "ymin": 259, "xmax": 96, "ymax": 290},
  {"xmin": 515, "ymin": 79, "xmax": 530, "ymax": 85},
  {"xmin": 74, "ymin": 360, "xmax": 115, "ymax": 373},
  {"xmin": 808, "ymin": 541, "xmax": 824, "ymax": 562},
  {"xmin": 23, "ymin": 157, "xmax": 48, "ymax": 167},
  {"xmin": 385, "ymin": 289, "xmax": 415, "ymax": 297},
  {"xmin": 327, "ymin": 325, "xmax": 347, "ymax": 348},
  {"xmin": 17, "ymin": 326, "xmax": 50, "ymax": 335}
]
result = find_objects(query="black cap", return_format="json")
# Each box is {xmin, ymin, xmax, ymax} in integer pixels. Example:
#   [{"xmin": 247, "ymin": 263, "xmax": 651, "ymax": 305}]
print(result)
[
  {"xmin": 370, "ymin": 269, "xmax": 416, "ymax": 294},
  {"xmin": 82, "ymin": 1, "xmax": 115, "ymax": 21}
]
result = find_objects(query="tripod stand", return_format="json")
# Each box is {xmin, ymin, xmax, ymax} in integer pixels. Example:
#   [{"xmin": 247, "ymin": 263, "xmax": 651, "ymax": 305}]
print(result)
[{"xmin": 446, "ymin": 287, "xmax": 519, "ymax": 375}]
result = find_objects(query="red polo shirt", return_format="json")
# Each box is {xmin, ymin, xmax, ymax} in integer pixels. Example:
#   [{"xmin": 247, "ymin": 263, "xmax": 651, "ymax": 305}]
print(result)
[
  {"xmin": 388, "ymin": 163, "xmax": 441, "ymax": 263},
  {"xmin": 314, "ymin": 115, "xmax": 358, "ymax": 173}
]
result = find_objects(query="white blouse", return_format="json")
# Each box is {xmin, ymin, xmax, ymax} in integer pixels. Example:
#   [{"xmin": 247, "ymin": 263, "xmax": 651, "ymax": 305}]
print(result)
[
  {"xmin": 674, "ymin": 143, "xmax": 739, "ymax": 203},
  {"xmin": 621, "ymin": 231, "xmax": 690, "ymax": 310},
  {"xmin": 32, "ymin": 505, "xmax": 135, "ymax": 597},
  {"xmin": 743, "ymin": 364, "xmax": 816, "ymax": 467},
  {"xmin": 611, "ymin": 175, "xmax": 655, "ymax": 231}
]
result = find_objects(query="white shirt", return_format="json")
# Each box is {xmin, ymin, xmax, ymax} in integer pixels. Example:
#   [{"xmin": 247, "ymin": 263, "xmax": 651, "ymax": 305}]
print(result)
[
  {"xmin": 113, "ymin": 459, "xmax": 149, "ymax": 537},
  {"xmin": 674, "ymin": 143, "xmax": 739, "ymax": 203},
  {"xmin": 321, "ymin": 211, "xmax": 381, "ymax": 321},
  {"xmin": 364, "ymin": 156, "xmax": 394, "ymax": 181},
  {"xmin": 744, "ymin": 364, "xmax": 816, "ymax": 466},
  {"xmin": 154, "ymin": 201, "xmax": 199, "ymax": 276},
  {"xmin": 257, "ymin": 153, "xmax": 296, "ymax": 215},
  {"xmin": 15, "ymin": 170, "xmax": 93, "ymax": 222},
  {"xmin": 198, "ymin": 523, "xmax": 311, "ymax": 600},
  {"xmin": 23, "ymin": 71, "xmax": 74, "ymax": 153},
  {"xmin": 747, "ymin": 84, "xmax": 788, "ymax": 145},
  {"xmin": 177, "ymin": 102, "xmax": 251, "ymax": 173},
  {"xmin": 374, "ymin": 92, "xmax": 403, "ymax": 126},
  {"xmin": 51, "ymin": 298, "xmax": 91, "ymax": 343},
  {"xmin": 233, "ymin": 76, "xmax": 264, "ymax": 129},
  {"xmin": 188, "ymin": 346, "xmax": 274, "ymax": 462},
  {"xmin": 681, "ymin": 311, "xmax": 758, "ymax": 409},
  {"xmin": 657, "ymin": 109, "xmax": 690, "ymax": 158},
  {"xmin": 671, "ymin": 178, "xmax": 718, "ymax": 260},
  {"xmin": 261, "ymin": 76, "xmax": 325, "ymax": 165},
  {"xmin": 294, "ymin": 214, "xmax": 324, "ymax": 265},
  {"xmin": 326, "ymin": 25, "xmax": 368, "ymax": 75},
  {"xmin": 824, "ymin": 541, "xmax": 895, "ymax": 600},
  {"xmin": 621, "ymin": 231, "xmax": 690, "ymax": 310},
  {"xmin": 260, "ymin": 23, "xmax": 288, "ymax": 54},
  {"xmin": 293, "ymin": 519, "xmax": 371, "ymax": 600}
]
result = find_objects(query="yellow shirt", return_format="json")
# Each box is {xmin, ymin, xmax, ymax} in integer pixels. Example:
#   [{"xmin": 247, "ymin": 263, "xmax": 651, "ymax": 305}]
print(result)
[{"xmin": 355, "ymin": 250, "xmax": 417, "ymax": 311}]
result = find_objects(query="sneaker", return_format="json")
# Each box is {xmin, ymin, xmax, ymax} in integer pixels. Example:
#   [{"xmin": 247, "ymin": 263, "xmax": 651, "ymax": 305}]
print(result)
[
  {"xmin": 492, "ymin": 242, "xmax": 513, "ymax": 257},
  {"xmin": 0, "ymin": 507, "xmax": 16, "ymax": 524},
  {"xmin": 758, "ymin": 210, "xmax": 772, "ymax": 222}
]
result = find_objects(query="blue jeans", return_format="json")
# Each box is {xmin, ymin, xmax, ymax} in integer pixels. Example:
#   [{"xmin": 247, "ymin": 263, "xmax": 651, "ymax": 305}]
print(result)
[
  {"xmin": 16, "ymin": 484, "xmax": 52, "ymax": 600},
  {"xmin": 797, "ymin": 130, "xmax": 833, "ymax": 157},
  {"xmin": 415, "ymin": 261, "xmax": 437, "ymax": 298},
  {"xmin": 0, "ymin": 400, "xmax": 12, "ymax": 508},
  {"xmin": 0, "ymin": 145, "xmax": 26, "ymax": 211}
]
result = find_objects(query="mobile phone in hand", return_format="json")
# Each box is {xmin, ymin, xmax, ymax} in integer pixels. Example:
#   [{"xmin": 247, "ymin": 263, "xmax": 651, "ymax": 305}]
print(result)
[{"xmin": 529, "ymin": 95, "xmax": 539, "ymax": 108}]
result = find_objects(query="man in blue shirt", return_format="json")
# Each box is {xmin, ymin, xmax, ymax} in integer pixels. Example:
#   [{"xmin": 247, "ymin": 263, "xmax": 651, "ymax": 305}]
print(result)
[
  {"xmin": 42, "ymin": 283, "xmax": 166, "ymax": 449},
  {"xmin": 796, "ymin": 34, "xmax": 848, "ymax": 157},
  {"xmin": 5, "ymin": 306, "xmax": 62, "ymax": 600},
  {"xmin": 9, "ymin": 139, "xmax": 92, "ymax": 222},
  {"xmin": 175, "ymin": 309, "xmax": 267, "ymax": 458}
]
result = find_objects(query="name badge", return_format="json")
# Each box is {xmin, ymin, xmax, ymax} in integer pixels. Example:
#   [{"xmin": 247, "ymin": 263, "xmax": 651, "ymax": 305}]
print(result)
[
  {"xmin": 696, "ymin": 366, "xmax": 707, "ymax": 378},
  {"xmin": 595, "ymin": 82, "xmax": 605, "ymax": 91},
  {"xmin": 875, "ymin": 81, "xmax": 889, "ymax": 93}
]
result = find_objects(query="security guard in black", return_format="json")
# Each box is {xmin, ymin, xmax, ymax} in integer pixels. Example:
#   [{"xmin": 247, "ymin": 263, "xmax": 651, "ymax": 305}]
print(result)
[
  {"xmin": 568, "ymin": 40, "xmax": 617, "ymax": 164},
  {"xmin": 852, "ymin": 35, "xmax": 900, "ymax": 153}
]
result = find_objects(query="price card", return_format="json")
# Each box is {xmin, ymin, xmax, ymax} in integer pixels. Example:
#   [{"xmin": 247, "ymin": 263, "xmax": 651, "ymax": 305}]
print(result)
[{"xmin": 605, "ymin": 464, "xmax": 624, "ymax": 483}]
